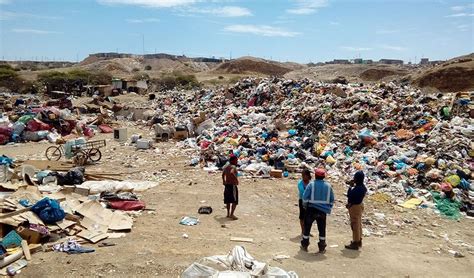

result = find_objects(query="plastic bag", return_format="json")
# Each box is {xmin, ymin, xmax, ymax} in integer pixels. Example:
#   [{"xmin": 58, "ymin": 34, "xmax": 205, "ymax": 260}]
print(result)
[
  {"xmin": 31, "ymin": 197, "xmax": 65, "ymax": 224},
  {"xmin": 0, "ymin": 125, "xmax": 13, "ymax": 136},
  {"xmin": 26, "ymin": 119, "xmax": 50, "ymax": 132}
]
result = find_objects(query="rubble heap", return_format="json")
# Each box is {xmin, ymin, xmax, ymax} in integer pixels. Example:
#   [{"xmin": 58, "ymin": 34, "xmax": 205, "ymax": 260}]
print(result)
[{"xmin": 149, "ymin": 78, "xmax": 473, "ymax": 218}]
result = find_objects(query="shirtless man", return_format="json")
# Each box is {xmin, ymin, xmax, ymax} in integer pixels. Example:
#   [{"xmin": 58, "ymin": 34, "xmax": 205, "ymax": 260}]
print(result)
[{"xmin": 222, "ymin": 155, "xmax": 239, "ymax": 220}]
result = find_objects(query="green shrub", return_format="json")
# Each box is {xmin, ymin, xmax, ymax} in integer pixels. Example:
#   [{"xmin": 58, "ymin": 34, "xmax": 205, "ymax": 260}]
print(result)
[
  {"xmin": 37, "ymin": 69, "xmax": 112, "ymax": 92},
  {"xmin": 152, "ymin": 72, "xmax": 200, "ymax": 91}
]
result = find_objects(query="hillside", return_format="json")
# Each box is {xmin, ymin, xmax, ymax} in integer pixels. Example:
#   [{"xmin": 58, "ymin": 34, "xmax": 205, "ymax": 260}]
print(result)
[
  {"xmin": 285, "ymin": 64, "xmax": 409, "ymax": 83},
  {"xmin": 412, "ymin": 53, "xmax": 474, "ymax": 92},
  {"xmin": 212, "ymin": 57, "xmax": 294, "ymax": 76}
]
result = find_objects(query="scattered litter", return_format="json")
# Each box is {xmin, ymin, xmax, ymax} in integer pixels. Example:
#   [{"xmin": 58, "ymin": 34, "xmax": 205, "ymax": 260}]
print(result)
[{"xmin": 180, "ymin": 216, "xmax": 199, "ymax": 226}]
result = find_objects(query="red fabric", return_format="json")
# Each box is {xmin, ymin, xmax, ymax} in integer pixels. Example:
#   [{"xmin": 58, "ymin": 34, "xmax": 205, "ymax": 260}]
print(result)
[
  {"xmin": 200, "ymin": 140, "xmax": 212, "ymax": 150},
  {"xmin": 98, "ymin": 125, "xmax": 113, "ymax": 133},
  {"xmin": 108, "ymin": 200, "xmax": 146, "ymax": 211},
  {"xmin": 26, "ymin": 119, "xmax": 51, "ymax": 132},
  {"xmin": 0, "ymin": 126, "xmax": 13, "ymax": 136},
  {"xmin": 0, "ymin": 134, "xmax": 9, "ymax": 145},
  {"xmin": 83, "ymin": 126, "xmax": 94, "ymax": 137}
]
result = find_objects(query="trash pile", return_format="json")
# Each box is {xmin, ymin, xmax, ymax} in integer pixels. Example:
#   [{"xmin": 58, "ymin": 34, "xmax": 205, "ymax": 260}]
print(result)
[
  {"xmin": 143, "ymin": 78, "xmax": 473, "ymax": 219},
  {"xmin": 0, "ymin": 156, "xmax": 156, "ymax": 275},
  {"xmin": 182, "ymin": 245, "xmax": 298, "ymax": 277},
  {"xmin": 0, "ymin": 95, "xmax": 120, "ymax": 145}
]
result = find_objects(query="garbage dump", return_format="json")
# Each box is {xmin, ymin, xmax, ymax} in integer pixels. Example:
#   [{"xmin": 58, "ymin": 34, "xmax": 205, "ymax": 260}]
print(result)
[
  {"xmin": 138, "ymin": 78, "xmax": 473, "ymax": 218},
  {"xmin": 0, "ymin": 77, "xmax": 472, "ymax": 275}
]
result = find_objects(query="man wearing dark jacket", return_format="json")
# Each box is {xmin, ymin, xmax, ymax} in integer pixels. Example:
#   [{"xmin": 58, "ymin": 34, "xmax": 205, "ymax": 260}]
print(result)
[{"xmin": 345, "ymin": 171, "xmax": 367, "ymax": 250}]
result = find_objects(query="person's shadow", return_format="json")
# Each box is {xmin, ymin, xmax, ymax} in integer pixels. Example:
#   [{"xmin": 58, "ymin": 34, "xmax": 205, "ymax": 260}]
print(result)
[
  {"xmin": 214, "ymin": 215, "xmax": 231, "ymax": 225},
  {"xmin": 294, "ymin": 249, "xmax": 327, "ymax": 262},
  {"xmin": 289, "ymin": 235, "xmax": 301, "ymax": 243},
  {"xmin": 340, "ymin": 248, "xmax": 361, "ymax": 258}
]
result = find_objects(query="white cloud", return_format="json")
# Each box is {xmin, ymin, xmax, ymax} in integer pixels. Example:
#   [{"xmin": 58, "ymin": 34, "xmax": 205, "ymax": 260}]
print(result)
[
  {"xmin": 376, "ymin": 29, "xmax": 399, "ymax": 35},
  {"xmin": 456, "ymin": 24, "xmax": 471, "ymax": 31},
  {"xmin": 98, "ymin": 0, "xmax": 198, "ymax": 8},
  {"xmin": 224, "ymin": 25, "xmax": 300, "ymax": 37},
  {"xmin": 450, "ymin": 3, "xmax": 474, "ymax": 11},
  {"xmin": 450, "ymin": 6, "xmax": 465, "ymax": 12},
  {"xmin": 126, "ymin": 18, "xmax": 160, "ymax": 23},
  {"xmin": 11, "ymin": 28, "xmax": 61, "ymax": 34},
  {"xmin": 380, "ymin": 44, "xmax": 407, "ymax": 51},
  {"xmin": 0, "ymin": 0, "xmax": 11, "ymax": 4},
  {"xmin": 191, "ymin": 6, "xmax": 252, "ymax": 17},
  {"xmin": 0, "ymin": 11, "xmax": 62, "ymax": 20},
  {"xmin": 287, "ymin": 0, "xmax": 329, "ymax": 15},
  {"xmin": 340, "ymin": 46, "xmax": 373, "ymax": 51},
  {"xmin": 445, "ymin": 13, "xmax": 474, "ymax": 17}
]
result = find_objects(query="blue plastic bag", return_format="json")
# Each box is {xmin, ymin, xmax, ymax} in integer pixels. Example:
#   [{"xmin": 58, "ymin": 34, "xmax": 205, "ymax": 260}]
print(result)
[{"xmin": 31, "ymin": 197, "xmax": 65, "ymax": 224}]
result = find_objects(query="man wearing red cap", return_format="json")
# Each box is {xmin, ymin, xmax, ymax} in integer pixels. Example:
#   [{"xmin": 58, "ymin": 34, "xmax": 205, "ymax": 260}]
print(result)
[
  {"xmin": 301, "ymin": 168, "xmax": 335, "ymax": 253},
  {"xmin": 222, "ymin": 155, "xmax": 239, "ymax": 220}
]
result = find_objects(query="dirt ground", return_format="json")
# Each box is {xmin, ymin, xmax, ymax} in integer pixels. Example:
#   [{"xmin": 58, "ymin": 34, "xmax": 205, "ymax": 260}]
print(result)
[{"xmin": 1, "ymin": 131, "xmax": 473, "ymax": 278}]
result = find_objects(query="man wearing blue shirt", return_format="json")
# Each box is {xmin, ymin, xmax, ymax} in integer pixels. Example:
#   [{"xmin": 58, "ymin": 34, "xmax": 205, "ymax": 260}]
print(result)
[
  {"xmin": 297, "ymin": 169, "xmax": 312, "ymax": 236},
  {"xmin": 301, "ymin": 168, "xmax": 335, "ymax": 254}
]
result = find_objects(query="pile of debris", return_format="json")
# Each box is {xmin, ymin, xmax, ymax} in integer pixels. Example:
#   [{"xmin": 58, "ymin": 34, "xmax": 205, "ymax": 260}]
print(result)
[
  {"xmin": 0, "ymin": 94, "xmax": 122, "ymax": 146},
  {"xmin": 138, "ymin": 78, "xmax": 473, "ymax": 219},
  {"xmin": 0, "ymin": 157, "xmax": 156, "ymax": 275}
]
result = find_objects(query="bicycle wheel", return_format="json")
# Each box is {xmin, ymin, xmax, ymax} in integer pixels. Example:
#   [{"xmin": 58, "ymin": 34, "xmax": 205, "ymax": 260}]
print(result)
[
  {"xmin": 73, "ymin": 150, "xmax": 88, "ymax": 166},
  {"xmin": 45, "ymin": 146, "xmax": 62, "ymax": 161},
  {"xmin": 88, "ymin": 148, "xmax": 102, "ymax": 162}
]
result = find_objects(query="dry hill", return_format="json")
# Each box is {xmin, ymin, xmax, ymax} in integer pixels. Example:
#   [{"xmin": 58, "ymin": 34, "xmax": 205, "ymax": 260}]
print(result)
[
  {"xmin": 213, "ymin": 57, "xmax": 294, "ymax": 76},
  {"xmin": 412, "ymin": 53, "xmax": 474, "ymax": 92}
]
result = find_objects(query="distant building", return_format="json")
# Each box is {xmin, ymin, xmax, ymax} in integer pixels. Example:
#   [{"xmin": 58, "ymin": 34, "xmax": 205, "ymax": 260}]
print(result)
[
  {"xmin": 353, "ymin": 58, "xmax": 363, "ymax": 64},
  {"xmin": 364, "ymin": 59, "xmax": 374, "ymax": 64},
  {"xmin": 89, "ymin": 53, "xmax": 133, "ymax": 59},
  {"xmin": 420, "ymin": 58, "xmax": 429, "ymax": 65},
  {"xmin": 143, "ymin": 53, "xmax": 187, "ymax": 60},
  {"xmin": 429, "ymin": 60, "xmax": 444, "ymax": 66},
  {"xmin": 329, "ymin": 59, "xmax": 351, "ymax": 64},
  {"xmin": 379, "ymin": 59, "xmax": 404, "ymax": 65}
]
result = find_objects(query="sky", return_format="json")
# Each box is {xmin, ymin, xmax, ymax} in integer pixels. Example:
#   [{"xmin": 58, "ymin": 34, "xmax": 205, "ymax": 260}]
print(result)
[{"xmin": 0, "ymin": 0, "xmax": 473, "ymax": 63}]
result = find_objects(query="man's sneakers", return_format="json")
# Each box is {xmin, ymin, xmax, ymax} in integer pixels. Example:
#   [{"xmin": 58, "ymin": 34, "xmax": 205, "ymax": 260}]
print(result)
[{"xmin": 345, "ymin": 241, "xmax": 361, "ymax": 250}]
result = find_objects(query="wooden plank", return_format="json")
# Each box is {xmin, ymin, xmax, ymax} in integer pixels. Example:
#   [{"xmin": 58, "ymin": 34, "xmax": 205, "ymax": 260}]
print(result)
[
  {"xmin": 28, "ymin": 244, "xmax": 43, "ymax": 254},
  {"xmin": 0, "ymin": 207, "xmax": 30, "ymax": 219},
  {"xmin": 21, "ymin": 240, "xmax": 32, "ymax": 261},
  {"xmin": 230, "ymin": 237, "xmax": 254, "ymax": 243}
]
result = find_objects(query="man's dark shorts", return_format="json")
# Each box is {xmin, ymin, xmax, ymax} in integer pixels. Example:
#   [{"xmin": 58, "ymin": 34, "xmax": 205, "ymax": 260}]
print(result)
[
  {"xmin": 224, "ymin": 184, "xmax": 238, "ymax": 205},
  {"xmin": 298, "ymin": 199, "xmax": 306, "ymax": 220}
]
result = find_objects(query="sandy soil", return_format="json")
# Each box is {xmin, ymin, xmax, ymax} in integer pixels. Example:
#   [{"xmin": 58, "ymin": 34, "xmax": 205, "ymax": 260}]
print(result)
[{"xmin": 1, "ymin": 131, "xmax": 473, "ymax": 278}]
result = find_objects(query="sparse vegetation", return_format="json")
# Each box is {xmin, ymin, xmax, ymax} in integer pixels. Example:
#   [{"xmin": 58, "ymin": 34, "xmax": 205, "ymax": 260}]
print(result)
[
  {"xmin": 133, "ymin": 72, "xmax": 150, "ymax": 80},
  {"xmin": 218, "ymin": 76, "xmax": 224, "ymax": 80},
  {"xmin": 37, "ymin": 69, "xmax": 112, "ymax": 92},
  {"xmin": 132, "ymin": 68, "xmax": 140, "ymax": 72},
  {"xmin": 145, "ymin": 65, "xmax": 152, "ymax": 71},
  {"xmin": 152, "ymin": 72, "xmax": 200, "ymax": 91},
  {"xmin": 0, "ymin": 64, "xmax": 24, "ymax": 92}
]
